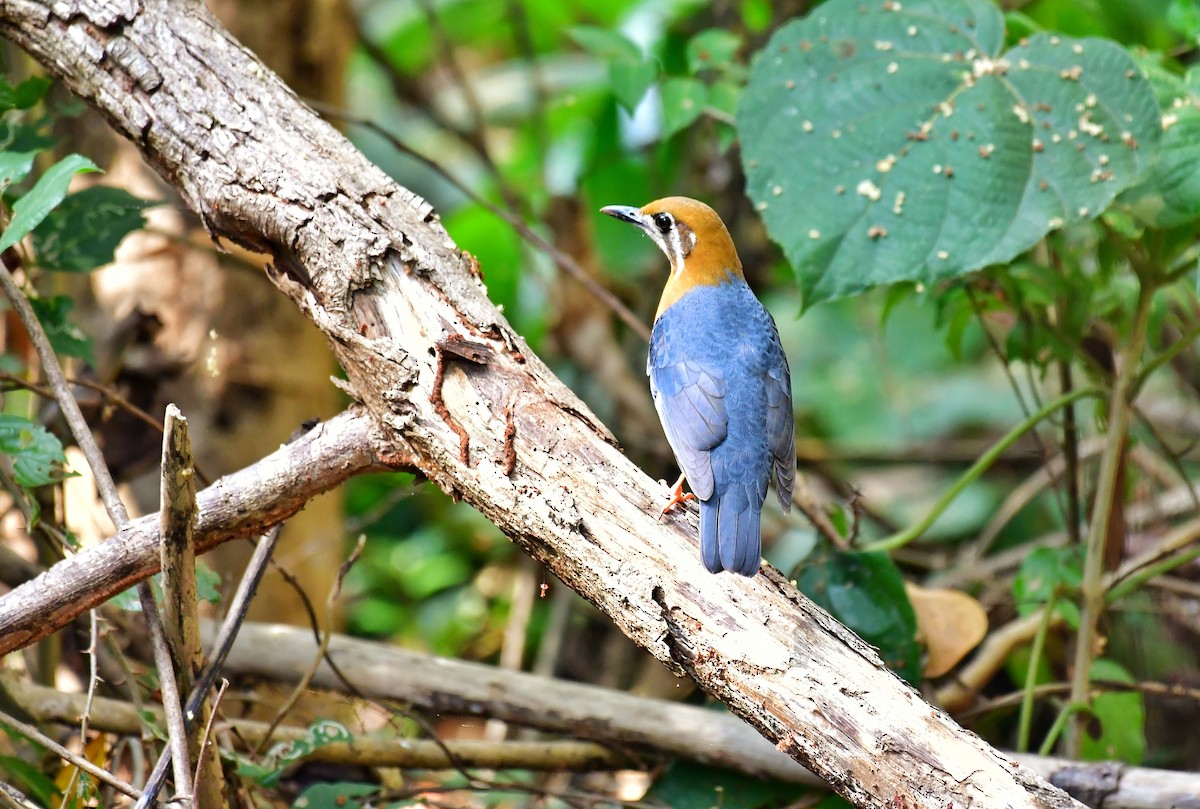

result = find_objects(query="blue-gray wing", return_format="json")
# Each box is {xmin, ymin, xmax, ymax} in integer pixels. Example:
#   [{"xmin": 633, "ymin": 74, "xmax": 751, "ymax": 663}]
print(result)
[
  {"xmin": 765, "ymin": 329, "xmax": 795, "ymax": 509},
  {"xmin": 648, "ymin": 353, "xmax": 727, "ymax": 502}
]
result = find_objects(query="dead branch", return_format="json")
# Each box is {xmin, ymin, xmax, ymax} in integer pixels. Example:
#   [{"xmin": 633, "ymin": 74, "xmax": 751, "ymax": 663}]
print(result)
[{"xmin": 0, "ymin": 407, "xmax": 398, "ymax": 651}]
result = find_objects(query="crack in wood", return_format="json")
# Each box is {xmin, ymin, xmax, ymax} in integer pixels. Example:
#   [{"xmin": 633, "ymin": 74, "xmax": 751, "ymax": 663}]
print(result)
[{"xmin": 430, "ymin": 333, "xmax": 494, "ymax": 465}]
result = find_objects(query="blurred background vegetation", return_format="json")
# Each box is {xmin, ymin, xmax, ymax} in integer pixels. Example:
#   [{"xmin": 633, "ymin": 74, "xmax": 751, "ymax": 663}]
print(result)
[{"xmin": 3, "ymin": 0, "xmax": 1200, "ymax": 806}]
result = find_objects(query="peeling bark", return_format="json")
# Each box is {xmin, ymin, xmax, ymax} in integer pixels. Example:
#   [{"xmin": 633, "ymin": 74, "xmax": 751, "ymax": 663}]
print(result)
[{"xmin": 0, "ymin": 2, "xmax": 1087, "ymax": 808}]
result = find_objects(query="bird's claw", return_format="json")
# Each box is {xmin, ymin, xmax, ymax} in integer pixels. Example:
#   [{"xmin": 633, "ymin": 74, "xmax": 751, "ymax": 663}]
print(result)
[{"xmin": 658, "ymin": 475, "xmax": 695, "ymax": 521}]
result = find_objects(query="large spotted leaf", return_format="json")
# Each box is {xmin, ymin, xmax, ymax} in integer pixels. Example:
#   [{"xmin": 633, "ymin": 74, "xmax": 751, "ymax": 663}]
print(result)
[{"xmin": 739, "ymin": 0, "xmax": 1161, "ymax": 306}]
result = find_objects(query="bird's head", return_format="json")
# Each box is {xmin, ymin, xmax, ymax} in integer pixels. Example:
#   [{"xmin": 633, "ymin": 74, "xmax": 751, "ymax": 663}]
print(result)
[{"xmin": 601, "ymin": 196, "xmax": 744, "ymax": 318}]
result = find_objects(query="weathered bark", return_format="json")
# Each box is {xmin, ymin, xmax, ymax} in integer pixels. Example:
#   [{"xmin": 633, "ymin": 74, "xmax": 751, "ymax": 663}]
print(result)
[
  {"xmin": 0, "ymin": 408, "xmax": 395, "ymax": 652},
  {"xmin": 0, "ymin": 2, "xmax": 1085, "ymax": 808}
]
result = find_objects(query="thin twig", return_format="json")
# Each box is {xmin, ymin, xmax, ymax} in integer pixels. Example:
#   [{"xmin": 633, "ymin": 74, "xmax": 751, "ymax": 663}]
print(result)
[
  {"xmin": 191, "ymin": 679, "xmax": 228, "ymax": 795},
  {"xmin": 413, "ymin": 0, "xmax": 517, "ymax": 209},
  {"xmin": 254, "ymin": 534, "xmax": 366, "ymax": 753},
  {"xmin": 139, "ymin": 584, "xmax": 193, "ymax": 805},
  {"xmin": 1058, "ymin": 360, "xmax": 1081, "ymax": 546},
  {"xmin": 0, "ymin": 708, "xmax": 142, "ymax": 800},
  {"xmin": 59, "ymin": 610, "xmax": 102, "ymax": 809}
]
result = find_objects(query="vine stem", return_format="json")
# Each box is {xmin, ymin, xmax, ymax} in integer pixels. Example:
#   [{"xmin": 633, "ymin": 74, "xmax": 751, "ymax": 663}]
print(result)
[
  {"xmin": 863, "ymin": 386, "xmax": 1102, "ymax": 554},
  {"xmin": 1064, "ymin": 278, "xmax": 1155, "ymax": 756},
  {"xmin": 1017, "ymin": 592, "xmax": 1058, "ymax": 753}
]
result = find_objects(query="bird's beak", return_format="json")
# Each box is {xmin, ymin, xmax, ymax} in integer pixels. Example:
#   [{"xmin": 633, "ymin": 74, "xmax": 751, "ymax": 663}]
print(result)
[{"xmin": 600, "ymin": 205, "xmax": 645, "ymax": 227}]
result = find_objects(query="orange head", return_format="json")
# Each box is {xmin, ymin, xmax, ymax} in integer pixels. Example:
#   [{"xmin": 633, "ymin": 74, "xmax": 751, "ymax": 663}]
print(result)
[{"xmin": 601, "ymin": 196, "xmax": 744, "ymax": 319}]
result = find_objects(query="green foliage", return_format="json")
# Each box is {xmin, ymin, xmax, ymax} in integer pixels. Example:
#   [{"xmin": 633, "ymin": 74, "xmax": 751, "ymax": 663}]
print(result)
[
  {"xmin": 0, "ymin": 69, "xmax": 154, "ymax": 542},
  {"xmin": 344, "ymin": 473, "xmax": 513, "ymax": 656},
  {"xmin": 234, "ymin": 720, "xmax": 353, "ymax": 787},
  {"xmin": 0, "ymin": 76, "xmax": 50, "ymax": 112},
  {"xmin": 739, "ymin": 0, "xmax": 1160, "ymax": 305},
  {"xmin": 1119, "ymin": 57, "xmax": 1200, "ymax": 227},
  {"xmin": 1082, "ymin": 658, "xmax": 1146, "ymax": 763},
  {"xmin": 660, "ymin": 76, "xmax": 708, "ymax": 137},
  {"xmin": 1013, "ymin": 546, "xmax": 1082, "ymax": 626},
  {"xmin": 0, "ymin": 413, "xmax": 67, "ymax": 488},
  {"xmin": 30, "ymin": 295, "xmax": 92, "ymax": 363},
  {"xmin": 32, "ymin": 185, "xmax": 155, "ymax": 272},
  {"xmin": 0, "ymin": 150, "xmax": 34, "ymax": 190},
  {"xmin": 0, "ymin": 753, "xmax": 61, "ymax": 806},
  {"xmin": 0, "ymin": 153, "xmax": 98, "ymax": 254},
  {"xmin": 794, "ymin": 550, "xmax": 922, "ymax": 684}
]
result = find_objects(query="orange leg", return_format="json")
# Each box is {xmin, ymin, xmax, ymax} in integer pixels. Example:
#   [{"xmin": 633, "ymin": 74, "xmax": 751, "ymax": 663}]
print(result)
[{"xmin": 659, "ymin": 472, "xmax": 696, "ymax": 519}]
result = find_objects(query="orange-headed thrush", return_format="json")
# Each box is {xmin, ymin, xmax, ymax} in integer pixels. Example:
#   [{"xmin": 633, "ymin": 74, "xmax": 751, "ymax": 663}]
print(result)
[{"xmin": 601, "ymin": 197, "xmax": 795, "ymax": 575}]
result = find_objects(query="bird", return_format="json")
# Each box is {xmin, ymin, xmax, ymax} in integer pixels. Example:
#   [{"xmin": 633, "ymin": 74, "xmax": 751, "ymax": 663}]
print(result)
[{"xmin": 601, "ymin": 196, "xmax": 795, "ymax": 575}]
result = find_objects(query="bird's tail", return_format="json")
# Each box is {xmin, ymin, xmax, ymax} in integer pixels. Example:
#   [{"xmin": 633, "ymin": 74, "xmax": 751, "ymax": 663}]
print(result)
[{"xmin": 700, "ymin": 484, "xmax": 762, "ymax": 576}]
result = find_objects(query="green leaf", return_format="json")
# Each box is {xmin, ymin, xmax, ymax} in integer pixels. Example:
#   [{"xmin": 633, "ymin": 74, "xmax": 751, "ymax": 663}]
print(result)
[
  {"xmin": 0, "ymin": 151, "xmax": 36, "ymax": 191},
  {"xmin": 0, "ymin": 154, "xmax": 99, "ymax": 254},
  {"xmin": 795, "ymin": 550, "xmax": 922, "ymax": 684},
  {"xmin": 741, "ymin": 0, "xmax": 772, "ymax": 34},
  {"xmin": 33, "ymin": 185, "xmax": 154, "ymax": 272},
  {"xmin": 610, "ymin": 58, "xmax": 658, "ymax": 113},
  {"xmin": 1167, "ymin": 0, "xmax": 1200, "ymax": 41},
  {"xmin": 1013, "ymin": 546, "xmax": 1082, "ymax": 627},
  {"xmin": 569, "ymin": 26, "xmax": 641, "ymax": 61},
  {"xmin": 1119, "ymin": 58, "xmax": 1200, "ymax": 227},
  {"xmin": 739, "ymin": 0, "xmax": 1161, "ymax": 306},
  {"xmin": 242, "ymin": 719, "xmax": 353, "ymax": 787},
  {"xmin": 0, "ymin": 414, "xmax": 67, "ymax": 487},
  {"xmin": 661, "ymin": 77, "xmax": 707, "ymax": 137},
  {"xmin": 0, "ymin": 76, "xmax": 51, "ymax": 113},
  {"xmin": 30, "ymin": 295, "xmax": 93, "ymax": 363},
  {"xmin": 686, "ymin": 29, "xmax": 743, "ymax": 75},
  {"xmin": 708, "ymin": 79, "xmax": 742, "ymax": 117},
  {"xmin": 643, "ymin": 758, "xmax": 808, "ymax": 809},
  {"xmin": 1082, "ymin": 658, "xmax": 1145, "ymax": 764},
  {"xmin": 196, "ymin": 562, "xmax": 222, "ymax": 604},
  {"xmin": 0, "ymin": 753, "xmax": 61, "ymax": 806}
]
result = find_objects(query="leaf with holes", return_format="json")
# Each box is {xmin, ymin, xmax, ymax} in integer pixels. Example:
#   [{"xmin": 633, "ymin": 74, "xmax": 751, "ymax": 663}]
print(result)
[{"xmin": 739, "ymin": 0, "xmax": 1161, "ymax": 306}]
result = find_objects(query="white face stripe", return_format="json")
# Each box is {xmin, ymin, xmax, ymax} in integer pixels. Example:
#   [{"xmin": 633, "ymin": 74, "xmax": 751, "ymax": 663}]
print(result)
[
  {"xmin": 642, "ymin": 211, "xmax": 693, "ymax": 276},
  {"xmin": 666, "ymin": 226, "xmax": 686, "ymax": 276}
]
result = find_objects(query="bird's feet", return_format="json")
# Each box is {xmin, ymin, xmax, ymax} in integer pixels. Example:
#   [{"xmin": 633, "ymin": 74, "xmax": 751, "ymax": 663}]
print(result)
[{"xmin": 658, "ymin": 473, "xmax": 695, "ymax": 520}]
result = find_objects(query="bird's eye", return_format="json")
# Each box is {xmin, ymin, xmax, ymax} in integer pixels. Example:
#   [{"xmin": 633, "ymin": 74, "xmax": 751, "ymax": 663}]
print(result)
[{"xmin": 652, "ymin": 212, "xmax": 673, "ymax": 233}]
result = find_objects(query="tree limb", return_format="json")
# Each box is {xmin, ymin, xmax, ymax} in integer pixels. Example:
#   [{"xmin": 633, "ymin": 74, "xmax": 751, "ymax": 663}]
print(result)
[
  {"xmin": 0, "ymin": 2, "xmax": 1084, "ymax": 807},
  {"xmin": 0, "ymin": 407, "xmax": 398, "ymax": 652}
]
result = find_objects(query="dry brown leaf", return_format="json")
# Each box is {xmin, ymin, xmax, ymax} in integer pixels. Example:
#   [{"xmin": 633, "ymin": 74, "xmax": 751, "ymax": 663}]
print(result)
[{"xmin": 905, "ymin": 582, "xmax": 988, "ymax": 678}]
